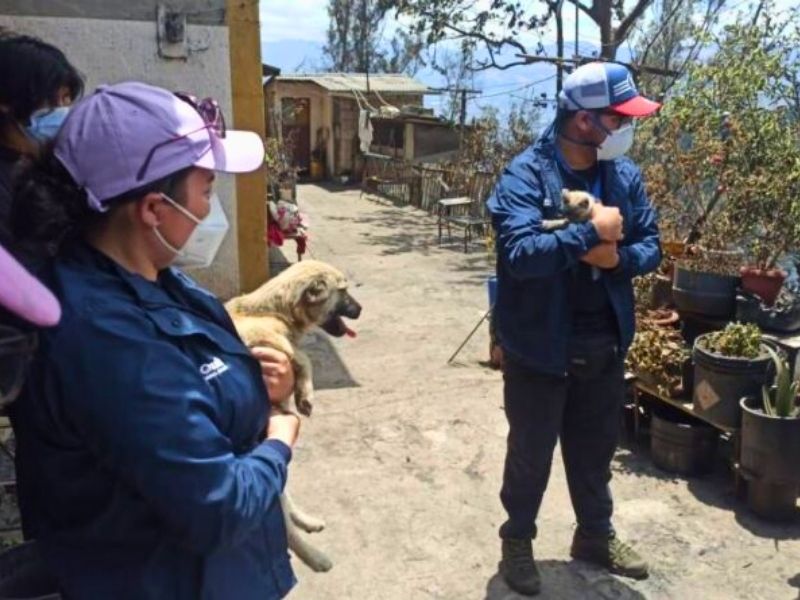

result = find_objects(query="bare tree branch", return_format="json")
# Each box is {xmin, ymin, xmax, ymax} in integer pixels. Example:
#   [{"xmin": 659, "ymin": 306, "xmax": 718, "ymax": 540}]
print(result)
[
  {"xmin": 638, "ymin": 0, "xmax": 687, "ymax": 69},
  {"xmin": 660, "ymin": 0, "xmax": 727, "ymax": 95},
  {"xmin": 615, "ymin": 0, "xmax": 656, "ymax": 48}
]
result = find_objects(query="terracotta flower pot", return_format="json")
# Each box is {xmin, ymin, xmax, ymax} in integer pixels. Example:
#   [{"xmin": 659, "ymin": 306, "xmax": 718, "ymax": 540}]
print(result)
[
  {"xmin": 643, "ymin": 309, "xmax": 680, "ymax": 328},
  {"xmin": 662, "ymin": 241, "xmax": 686, "ymax": 259},
  {"xmin": 740, "ymin": 266, "xmax": 786, "ymax": 307}
]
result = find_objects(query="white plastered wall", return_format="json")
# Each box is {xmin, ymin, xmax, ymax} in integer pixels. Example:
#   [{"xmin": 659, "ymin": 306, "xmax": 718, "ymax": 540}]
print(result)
[{"xmin": 0, "ymin": 15, "xmax": 243, "ymax": 298}]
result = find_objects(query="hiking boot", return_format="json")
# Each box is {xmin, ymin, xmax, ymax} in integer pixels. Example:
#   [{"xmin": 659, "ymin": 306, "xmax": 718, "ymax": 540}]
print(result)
[
  {"xmin": 500, "ymin": 538, "xmax": 541, "ymax": 596},
  {"xmin": 570, "ymin": 531, "xmax": 649, "ymax": 580}
]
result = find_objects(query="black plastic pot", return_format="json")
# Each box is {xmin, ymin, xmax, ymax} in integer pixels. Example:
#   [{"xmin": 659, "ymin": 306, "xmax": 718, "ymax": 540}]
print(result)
[
  {"xmin": 740, "ymin": 396, "xmax": 800, "ymax": 484},
  {"xmin": 649, "ymin": 274, "xmax": 674, "ymax": 309},
  {"xmin": 650, "ymin": 408, "xmax": 718, "ymax": 475},
  {"xmin": 736, "ymin": 292, "xmax": 800, "ymax": 333},
  {"xmin": 740, "ymin": 395, "xmax": 800, "ymax": 520},
  {"xmin": 692, "ymin": 336, "xmax": 771, "ymax": 429},
  {"xmin": 673, "ymin": 265, "xmax": 740, "ymax": 319}
]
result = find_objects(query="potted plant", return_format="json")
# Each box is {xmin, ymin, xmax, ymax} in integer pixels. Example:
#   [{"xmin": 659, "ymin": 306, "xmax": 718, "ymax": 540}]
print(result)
[
  {"xmin": 627, "ymin": 326, "xmax": 691, "ymax": 398},
  {"xmin": 692, "ymin": 322, "xmax": 771, "ymax": 428},
  {"xmin": 633, "ymin": 14, "xmax": 800, "ymax": 317},
  {"xmin": 739, "ymin": 346, "xmax": 800, "ymax": 520},
  {"xmin": 673, "ymin": 246, "xmax": 743, "ymax": 319}
]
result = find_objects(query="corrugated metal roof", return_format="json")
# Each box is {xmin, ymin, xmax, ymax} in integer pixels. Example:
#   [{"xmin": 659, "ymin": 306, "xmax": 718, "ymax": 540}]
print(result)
[{"xmin": 271, "ymin": 73, "xmax": 430, "ymax": 94}]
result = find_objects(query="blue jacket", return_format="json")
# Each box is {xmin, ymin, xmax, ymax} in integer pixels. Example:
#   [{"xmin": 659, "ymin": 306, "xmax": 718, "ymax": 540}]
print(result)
[
  {"xmin": 487, "ymin": 123, "xmax": 661, "ymax": 375},
  {"xmin": 11, "ymin": 243, "xmax": 296, "ymax": 599}
]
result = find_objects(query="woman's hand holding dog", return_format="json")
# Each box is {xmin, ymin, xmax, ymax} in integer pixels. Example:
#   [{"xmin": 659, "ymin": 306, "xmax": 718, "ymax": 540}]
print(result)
[
  {"xmin": 251, "ymin": 346, "xmax": 295, "ymax": 404},
  {"xmin": 267, "ymin": 413, "xmax": 301, "ymax": 448}
]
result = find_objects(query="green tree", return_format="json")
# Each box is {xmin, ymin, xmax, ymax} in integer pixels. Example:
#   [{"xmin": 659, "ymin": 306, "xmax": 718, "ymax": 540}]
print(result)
[
  {"xmin": 322, "ymin": 0, "xmax": 425, "ymax": 74},
  {"xmin": 633, "ymin": 4, "xmax": 800, "ymax": 269}
]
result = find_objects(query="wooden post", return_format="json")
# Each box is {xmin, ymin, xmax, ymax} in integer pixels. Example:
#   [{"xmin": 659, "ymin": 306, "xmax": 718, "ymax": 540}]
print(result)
[{"xmin": 227, "ymin": 0, "xmax": 269, "ymax": 291}]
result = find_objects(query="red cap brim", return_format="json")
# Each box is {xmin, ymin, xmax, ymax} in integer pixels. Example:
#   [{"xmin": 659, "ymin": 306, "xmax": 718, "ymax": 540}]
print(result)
[{"xmin": 611, "ymin": 95, "xmax": 661, "ymax": 117}]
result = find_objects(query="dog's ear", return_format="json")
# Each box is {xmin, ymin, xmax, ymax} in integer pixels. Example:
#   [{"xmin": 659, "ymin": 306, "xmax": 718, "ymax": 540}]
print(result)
[
  {"xmin": 561, "ymin": 188, "xmax": 570, "ymax": 202},
  {"xmin": 303, "ymin": 277, "xmax": 330, "ymax": 305}
]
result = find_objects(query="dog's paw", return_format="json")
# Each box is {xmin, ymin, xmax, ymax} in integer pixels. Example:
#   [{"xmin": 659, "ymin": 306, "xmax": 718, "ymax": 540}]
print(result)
[
  {"xmin": 297, "ymin": 398, "xmax": 313, "ymax": 417},
  {"xmin": 294, "ymin": 514, "xmax": 326, "ymax": 533},
  {"xmin": 308, "ymin": 552, "xmax": 333, "ymax": 573}
]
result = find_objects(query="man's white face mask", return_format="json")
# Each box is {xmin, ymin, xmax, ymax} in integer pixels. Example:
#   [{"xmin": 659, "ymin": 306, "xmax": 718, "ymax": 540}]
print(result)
[
  {"xmin": 153, "ymin": 192, "xmax": 230, "ymax": 269},
  {"xmin": 596, "ymin": 121, "xmax": 635, "ymax": 161}
]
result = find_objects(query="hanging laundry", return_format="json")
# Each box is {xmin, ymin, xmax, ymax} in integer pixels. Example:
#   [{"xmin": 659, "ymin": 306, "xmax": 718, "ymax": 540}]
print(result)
[{"xmin": 358, "ymin": 109, "xmax": 373, "ymax": 153}]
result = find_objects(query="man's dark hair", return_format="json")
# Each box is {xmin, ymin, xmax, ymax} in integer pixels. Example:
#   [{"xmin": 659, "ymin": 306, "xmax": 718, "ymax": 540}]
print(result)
[
  {"xmin": 554, "ymin": 108, "xmax": 578, "ymax": 133},
  {"xmin": 0, "ymin": 33, "xmax": 84, "ymax": 124}
]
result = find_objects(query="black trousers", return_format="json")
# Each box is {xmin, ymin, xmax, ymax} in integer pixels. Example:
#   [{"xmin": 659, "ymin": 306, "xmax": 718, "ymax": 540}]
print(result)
[{"xmin": 499, "ymin": 337, "xmax": 624, "ymax": 540}]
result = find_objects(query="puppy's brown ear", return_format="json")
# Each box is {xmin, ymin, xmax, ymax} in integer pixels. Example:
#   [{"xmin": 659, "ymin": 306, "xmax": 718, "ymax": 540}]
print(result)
[
  {"xmin": 303, "ymin": 277, "xmax": 330, "ymax": 305},
  {"xmin": 561, "ymin": 188, "xmax": 570, "ymax": 202}
]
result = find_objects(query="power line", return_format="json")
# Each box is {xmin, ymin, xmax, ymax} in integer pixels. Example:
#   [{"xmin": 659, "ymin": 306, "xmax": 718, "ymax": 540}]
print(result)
[{"xmin": 476, "ymin": 74, "xmax": 558, "ymax": 99}]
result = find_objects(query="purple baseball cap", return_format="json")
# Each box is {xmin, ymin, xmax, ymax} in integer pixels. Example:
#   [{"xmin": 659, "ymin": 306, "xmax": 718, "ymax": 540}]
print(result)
[
  {"xmin": 0, "ymin": 243, "xmax": 61, "ymax": 327},
  {"xmin": 54, "ymin": 81, "xmax": 265, "ymax": 211}
]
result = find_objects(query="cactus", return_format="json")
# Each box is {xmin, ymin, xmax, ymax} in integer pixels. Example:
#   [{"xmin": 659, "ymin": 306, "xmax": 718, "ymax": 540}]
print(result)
[{"xmin": 762, "ymin": 345, "xmax": 800, "ymax": 418}]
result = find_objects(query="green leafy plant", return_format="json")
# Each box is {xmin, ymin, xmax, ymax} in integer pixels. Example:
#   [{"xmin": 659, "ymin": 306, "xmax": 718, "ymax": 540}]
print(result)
[
  {"xmin": 699, "ymin": 322, "xmax": 763, "ymax": 359},
  {"xmin": 762, "ymin": 345, "xmax": 800, "ymax": 418},
  {"xmin": 632, "ymin": 6, "xmax": 800, "ymax": 269}
]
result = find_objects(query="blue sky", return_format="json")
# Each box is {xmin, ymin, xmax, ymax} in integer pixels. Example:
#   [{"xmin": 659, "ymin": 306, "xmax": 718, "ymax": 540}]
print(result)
[{"xmin": 260, "ymin": 0, "xmax": 795, "ymax": 123}]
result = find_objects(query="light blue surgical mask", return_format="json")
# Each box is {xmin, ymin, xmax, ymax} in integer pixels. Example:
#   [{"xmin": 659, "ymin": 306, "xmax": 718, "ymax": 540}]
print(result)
[{"xmin": 26, "ymin": 106, "xmax": 70, "ymax": 142}]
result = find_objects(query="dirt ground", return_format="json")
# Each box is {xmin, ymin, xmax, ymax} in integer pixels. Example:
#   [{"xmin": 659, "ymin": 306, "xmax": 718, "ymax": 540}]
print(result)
[{"xmin": 283, "ymin": 183, "xmax": 800, "ymax": 600}]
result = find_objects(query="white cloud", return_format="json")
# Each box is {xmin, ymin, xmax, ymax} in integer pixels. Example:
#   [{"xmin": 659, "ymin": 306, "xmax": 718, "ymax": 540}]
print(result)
[{"xmin": 260, "ymin": 0, "xmax": 329, "ymax": 43}]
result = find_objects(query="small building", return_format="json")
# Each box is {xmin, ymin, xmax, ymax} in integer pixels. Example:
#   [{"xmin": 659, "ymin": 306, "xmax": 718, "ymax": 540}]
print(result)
[{"xmin": 264, "ymin": 72, "xmax": 458, "ymax": 179}]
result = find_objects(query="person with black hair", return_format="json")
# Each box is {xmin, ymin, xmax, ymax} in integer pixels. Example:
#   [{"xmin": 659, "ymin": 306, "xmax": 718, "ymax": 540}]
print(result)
[
  {"xmin": 0, "ymin": 33, "xmax": 83, "ymax": 245},
  {"xmin": 9, "ymin": 82, "xmax": 299, "ymax": 600},
  {"xmin": 487, "ymin": 63, "xmax": 662, "ymax": 596}
]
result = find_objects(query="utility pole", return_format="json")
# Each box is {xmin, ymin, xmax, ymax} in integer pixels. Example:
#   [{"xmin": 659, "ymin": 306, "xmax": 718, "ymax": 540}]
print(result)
[
  {"xmin": 428, "ymin": 86, "xmax": 482, "ymax": 127},
  {"xmin": 428, "ymin": 86, "xmax": 482, "ymax": 151},
  {"xmin": 555, "ymin": 0, "xmax": 565, "ymax": 94},
  {"xmin": 363, "ymin": 0, "xmax": 370, "ymax": 96}
]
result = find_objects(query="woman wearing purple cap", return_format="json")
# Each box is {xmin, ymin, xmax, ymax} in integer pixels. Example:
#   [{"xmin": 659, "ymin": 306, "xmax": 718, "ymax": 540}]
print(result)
[{"xmin": 9, "ymin": 82, "xmax": 299, "ymax": 599}]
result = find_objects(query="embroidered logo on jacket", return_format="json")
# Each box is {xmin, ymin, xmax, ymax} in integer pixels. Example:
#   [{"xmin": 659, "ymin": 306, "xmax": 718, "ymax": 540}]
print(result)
[{"xmin": 200, "ymin": 356, "xmax": 230, "ymax": 381}]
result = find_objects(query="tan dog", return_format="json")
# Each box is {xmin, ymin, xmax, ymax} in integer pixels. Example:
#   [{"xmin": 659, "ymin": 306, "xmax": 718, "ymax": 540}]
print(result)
[
  {"xmin": 225, "ymin": 260, "xmax": 362, "ymax": 572},
  {"xmin": 540, "ymin": 188, "xmax": 599, "ymax": 231}
]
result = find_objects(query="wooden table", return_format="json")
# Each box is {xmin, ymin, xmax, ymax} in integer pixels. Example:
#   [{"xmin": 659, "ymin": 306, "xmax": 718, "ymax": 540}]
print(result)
[
  {"xmin": 629, "ymin": 377, "xmax": 738, "ymax": 437},
  {"xmin": 627, "ymin": 375, "xmax": 744, "ymax": 491}
]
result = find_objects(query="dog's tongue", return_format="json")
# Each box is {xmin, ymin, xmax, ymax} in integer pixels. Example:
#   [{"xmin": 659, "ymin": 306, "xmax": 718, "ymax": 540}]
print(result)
[{"xmin": 344, "ymin": 324, "xmax": 357, "ymax": 338}]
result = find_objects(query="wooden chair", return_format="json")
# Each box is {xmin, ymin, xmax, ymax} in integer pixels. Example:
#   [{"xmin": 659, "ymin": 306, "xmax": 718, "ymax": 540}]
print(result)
[{"xmin": 437, "ymin": 172, "xmax": 495, "ymax": 253}]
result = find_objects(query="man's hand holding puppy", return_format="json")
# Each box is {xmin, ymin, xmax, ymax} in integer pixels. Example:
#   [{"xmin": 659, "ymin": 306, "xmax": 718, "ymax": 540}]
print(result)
[{"xmin": 583, "ymin": 205, "xmax": 623, "ymax": 269}]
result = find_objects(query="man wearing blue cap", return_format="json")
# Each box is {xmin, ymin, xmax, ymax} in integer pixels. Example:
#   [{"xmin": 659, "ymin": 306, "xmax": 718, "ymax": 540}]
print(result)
[{"xmin": 487, "ymin": 62, "xmax": 661, "ymax": 595}]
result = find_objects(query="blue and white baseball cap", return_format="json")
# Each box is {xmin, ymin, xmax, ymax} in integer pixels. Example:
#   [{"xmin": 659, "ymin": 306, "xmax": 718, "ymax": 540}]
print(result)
[{"xmin": 558, "ymin": 62, "xmax": 661, "ymax": 117}]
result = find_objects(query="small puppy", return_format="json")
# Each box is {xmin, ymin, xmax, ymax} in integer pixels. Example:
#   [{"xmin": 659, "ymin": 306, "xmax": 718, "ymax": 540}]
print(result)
[
  {"xmin": 541, "ymin": 188, "xmax": 598, "ymax": 231},
  {"xmin": 225, "ymin": 260, "xmax": 362, "ymax": 572}
]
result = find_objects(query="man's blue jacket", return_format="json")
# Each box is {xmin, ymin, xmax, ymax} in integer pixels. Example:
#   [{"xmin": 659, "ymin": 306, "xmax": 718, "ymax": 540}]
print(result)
[
  {"xmin": 11, "ymin": 243, "xmax": 296, "ymax": 599},
  {"xmin": 487, "ymin": 123, "xmax": 661, "ymax": 375}
]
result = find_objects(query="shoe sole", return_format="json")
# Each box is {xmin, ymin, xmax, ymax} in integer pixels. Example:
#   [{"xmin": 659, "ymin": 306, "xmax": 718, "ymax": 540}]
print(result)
[
  {"xmin": 570, "ymin": 553, "xmax": 649, "ymax": 580},
  {"xmin": 499, "ymin": 563, "xmax": 542, "ymax": 596}
]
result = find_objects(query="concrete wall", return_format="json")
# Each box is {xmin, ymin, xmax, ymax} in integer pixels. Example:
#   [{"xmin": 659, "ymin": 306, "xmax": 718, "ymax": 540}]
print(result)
[{"xmin": 0, "ymin": 10, "xmax": 245, "ymax": 299}]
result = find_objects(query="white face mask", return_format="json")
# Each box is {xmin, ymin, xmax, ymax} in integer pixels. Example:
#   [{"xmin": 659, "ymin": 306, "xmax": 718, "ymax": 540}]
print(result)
[
  {"xmin": 153, "ymin": 192, "xmax": 230, "ymax": 269},
  {"xmin": 596, "ymin": 122, "xmax": 635, "ymax": 161}
]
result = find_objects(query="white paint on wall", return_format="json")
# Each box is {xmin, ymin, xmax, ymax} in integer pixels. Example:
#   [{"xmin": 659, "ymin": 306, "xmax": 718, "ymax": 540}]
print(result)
[{"xmin": 0, "ymin": 15, "xmax": 246, "ymax": 299}]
